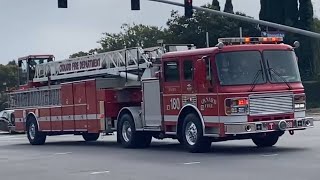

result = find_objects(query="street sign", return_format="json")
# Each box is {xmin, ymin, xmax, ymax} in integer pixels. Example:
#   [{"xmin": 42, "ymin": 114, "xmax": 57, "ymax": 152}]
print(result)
[{"xmin": 261, "ymin": 31, "xmax": 286, "ymax": 38}]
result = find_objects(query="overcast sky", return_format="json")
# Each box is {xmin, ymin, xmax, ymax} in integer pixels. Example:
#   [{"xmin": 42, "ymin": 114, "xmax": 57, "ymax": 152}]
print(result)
[{"xmin": 0, "ymin": 0, "xmax": 319, "ymax": 64}]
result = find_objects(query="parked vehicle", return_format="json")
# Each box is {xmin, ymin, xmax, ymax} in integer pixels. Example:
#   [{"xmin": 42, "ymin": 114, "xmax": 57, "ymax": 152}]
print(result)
[{"xmin": 0, "ymin": 110, "xmax": 15, "ymax": 133}]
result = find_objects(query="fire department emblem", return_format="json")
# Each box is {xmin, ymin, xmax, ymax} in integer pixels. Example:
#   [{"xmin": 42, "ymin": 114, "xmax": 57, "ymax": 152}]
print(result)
[{"xmin": 200, "ymin": 97, "xmax": 216, "ymax": 110}]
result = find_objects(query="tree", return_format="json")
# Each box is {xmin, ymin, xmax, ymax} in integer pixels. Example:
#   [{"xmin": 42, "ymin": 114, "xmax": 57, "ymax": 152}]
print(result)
[
  {"xmin": 224, "ymin": 0, "xmax": 234, "ymax": 14},
  {"xmin": 69, "ymin": 51, "xmax": 89, "ymax": 58},
  {"xmin": 165, "ymin": 4, "xmax": 260, "ymax": 48},
  {"xmin": 99, "ymin": 23, "xmax": 166, "ymax": 51},
  {"xmin": 298, "ymin": 0, "xmax": 314, "ymax": 30},
  {"xmin": 211, "ymin": 0, "xmax": 220, "ymax": 11},
  {"xmin": 7, "ymin": 60, "xmax": 17, "ymax": 66},
  {"xmin": 295, "ymin": 0, "xmax": 315, "ymax": 79},
  {"xmin": 259, "ymin": 0, "xmax": 287, "ymax": 31},
  {"xmin": 259, "ymin": 0, "xmax": 318, "ymax": 80},
  {"xmin": 311, "ymin": 18, "xmax": 320, "ymax": 79},
  {"xmin": 69, "ymin": 3, "xmax": 260, "ymax": 59},
  {"xmin": 70, "ymin": 24, "xmax": 166, "ymax": 58},
  {"xmin": 0, "ymin": 63, "xmax": 18, "ymax": 111},
  {"xmin": 283, "ymin": 0, "xmax": 299, "ymax": 27}
]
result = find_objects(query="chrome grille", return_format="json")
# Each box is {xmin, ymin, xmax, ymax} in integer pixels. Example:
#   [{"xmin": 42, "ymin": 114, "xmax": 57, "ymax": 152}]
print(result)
[{"xmin": 249, "ymin": 93, "xmax": 293, "ymax": 115}]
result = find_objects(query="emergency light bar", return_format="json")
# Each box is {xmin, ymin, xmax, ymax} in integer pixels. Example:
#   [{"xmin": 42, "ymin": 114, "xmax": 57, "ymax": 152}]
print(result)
[{"xmin": 218, "ymin": 37, "xmax": 283, "ymax": 45}]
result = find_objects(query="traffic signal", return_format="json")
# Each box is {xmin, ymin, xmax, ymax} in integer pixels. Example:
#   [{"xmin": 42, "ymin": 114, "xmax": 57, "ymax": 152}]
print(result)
[
  {"xmin": 131, "ymin": 0, "xmax": 140, "ymax": 10},
  {"xmin": 184, "ymin": 0, "xmax": 193, "ymax": 18},
  {"xmin": 58, "ymin": 0, "xmax": 68, "ymax": 8}
]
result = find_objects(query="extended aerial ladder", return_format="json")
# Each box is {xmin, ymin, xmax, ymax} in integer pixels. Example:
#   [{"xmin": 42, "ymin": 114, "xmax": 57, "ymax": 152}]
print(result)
[
  {"xmin": 33, "ymin": 44, "xmax": 195, "ymax": 84},
  {"xmin": 8, "ymin": 44, "xmax": 195, "ymax": 109}
]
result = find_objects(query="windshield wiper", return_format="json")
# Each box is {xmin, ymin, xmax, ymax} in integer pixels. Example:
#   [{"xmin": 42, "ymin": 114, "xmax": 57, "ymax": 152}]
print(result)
[
  {"xmin": 249, "ymin": 59, "xmax": 264, "ymax": 92},
  {"xmin": 249, "ymin": 69, "xmax": 262, "ymax": 92},
  {"xmin": 268, "ymin": 67, "xmax": 292, "ymax": 90}
]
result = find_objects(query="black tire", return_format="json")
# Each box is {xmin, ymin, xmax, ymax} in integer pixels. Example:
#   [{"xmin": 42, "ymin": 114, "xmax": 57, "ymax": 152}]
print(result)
[
  {"xmin": 26, "ymin": 117, "xmax": 46, "ymax": 145},
  {"xmin": 177, "ymin": 136, "xmax": 183, "ymax": 144},
  {"xmin": 252, "ymin": 133, "xmax": 279, "ymax": 147},
  {"xmin": 118, "ymin": 113, "xmax": 151, "ymax": 148},
  {"xmin": 182, "ymin": 113, "xmax": 211, "ymax": 153},
  {"xmin": 82, "ymin": 133, "xmax": 100, "ymax": 141},
  {"xmin": 137, "ymin": 132, "xmax": 152, "ymax": 148}
]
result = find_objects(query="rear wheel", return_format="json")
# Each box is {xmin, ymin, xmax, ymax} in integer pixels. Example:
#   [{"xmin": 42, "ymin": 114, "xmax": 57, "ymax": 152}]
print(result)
[
  {"xmin": 118, "ymin": 113, "xmax": 152, "ymax": 148},
  {"xmin": 27, "ymin": 117, "xmax": 46, "ymax": 145},
  {"xmin": 252, "ymin": 133, "xmax": 279, "ymax": 147},
  {"xmin": 82, "ymin": 133, "xmax": 100, "ymax": 141},
  {"xmin": 182, "ymin": 114, "xmax": 211, "ymax": 153}
]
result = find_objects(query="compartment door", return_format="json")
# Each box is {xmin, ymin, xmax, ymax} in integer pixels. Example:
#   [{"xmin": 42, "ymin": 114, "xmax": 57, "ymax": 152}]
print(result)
[{"xmin": 142, "ymin": 79, "xmax": 162, "ymax": 127}]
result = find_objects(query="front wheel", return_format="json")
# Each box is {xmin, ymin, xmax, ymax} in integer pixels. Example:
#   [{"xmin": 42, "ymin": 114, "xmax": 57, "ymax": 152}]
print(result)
[
  {"xmin": 182, "ymin": 114, "xmax": 211, "ymax": 153},
  {"xmin": 27, "ymin": 118, "xmax": 46, "ymax": 145},
  {"xmin": 252, "ymin": 133, "xmax": 279, "ymax": 147}
]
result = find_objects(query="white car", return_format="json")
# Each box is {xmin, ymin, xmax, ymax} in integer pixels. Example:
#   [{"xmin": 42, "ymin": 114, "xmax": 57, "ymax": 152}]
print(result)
[{"xmin": 0, "ymin": 110, "xmax": 15, "ymax": 133}]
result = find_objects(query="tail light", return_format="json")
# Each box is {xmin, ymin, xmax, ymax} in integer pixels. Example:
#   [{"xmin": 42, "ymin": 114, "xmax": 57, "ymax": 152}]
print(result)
[
  {"xmin": 225, "ymin": 98, "xmax": 249, "ymax": 115},
  {"xmin": 293, "ymin": 94, "xmax": 306, "ymax": 111}
]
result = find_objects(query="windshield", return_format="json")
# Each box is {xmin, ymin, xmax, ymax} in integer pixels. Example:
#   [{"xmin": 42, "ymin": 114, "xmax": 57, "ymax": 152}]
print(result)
[
  {"xmin": 216, "ymin": 51, "xmax": 265, "ymax": 85},
  {"xmin": 264, "ymin": 50, "xmax": 301, "ymax": 83}
]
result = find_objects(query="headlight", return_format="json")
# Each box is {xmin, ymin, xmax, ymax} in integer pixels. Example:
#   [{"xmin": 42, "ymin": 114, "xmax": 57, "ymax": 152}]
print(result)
[
  {"xmin": 293, "ymin": 94, "xmax": 306, "ymax": 111},
  {"xmin": 225, "ymin": 98, "xmax": 249, "ymax": 115}
]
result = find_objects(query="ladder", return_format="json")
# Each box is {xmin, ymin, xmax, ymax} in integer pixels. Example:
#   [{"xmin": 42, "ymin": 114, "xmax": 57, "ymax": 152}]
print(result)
[{"xmin": 33, "ymin": 46, "xmax": 165, "ymax": 83}]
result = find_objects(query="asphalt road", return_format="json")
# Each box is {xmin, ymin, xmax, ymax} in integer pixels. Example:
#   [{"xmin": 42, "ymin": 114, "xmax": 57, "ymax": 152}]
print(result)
[{"xmin": 0, "ymin": 122, "xmax": 320, "ymax": 180}]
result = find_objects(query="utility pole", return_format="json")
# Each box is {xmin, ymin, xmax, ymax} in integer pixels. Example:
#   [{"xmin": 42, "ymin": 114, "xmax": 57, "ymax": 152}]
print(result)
[{"xmin": 147, "ymin": 0, "xmax": 320, "ymax": 40}]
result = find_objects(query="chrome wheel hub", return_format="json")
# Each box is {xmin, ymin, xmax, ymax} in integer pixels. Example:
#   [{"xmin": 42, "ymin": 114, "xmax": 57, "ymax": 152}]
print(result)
[
  {"xmin": 29, "ymin": 123, "xmax": 36, "ymax": 140},
  {"xmin": 185, "ymin": 122, "xmax": 198, "ymax": 146},
  {"xmin": 122, "ymin": 121, "xmax": 132, "ymax": 142}
]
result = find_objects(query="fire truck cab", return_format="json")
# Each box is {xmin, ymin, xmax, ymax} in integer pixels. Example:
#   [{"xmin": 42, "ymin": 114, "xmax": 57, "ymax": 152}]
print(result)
[{"xmin": 8, "ymin": 37, "xmax": 314, "ymax": 153}]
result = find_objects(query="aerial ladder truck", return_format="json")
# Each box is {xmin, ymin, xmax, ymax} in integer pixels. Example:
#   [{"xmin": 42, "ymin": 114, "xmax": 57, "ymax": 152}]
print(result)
[{"xmin": 8, "ymin": 38, "xmax": 314, "ymax": 153}]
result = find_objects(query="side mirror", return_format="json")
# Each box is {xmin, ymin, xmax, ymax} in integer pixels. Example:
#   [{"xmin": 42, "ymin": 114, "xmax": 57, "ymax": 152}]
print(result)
[
  {"xmin": 293, "ymin": 41, "xmax": 300, "ymax": 49},
  {"xmin": 194, "ymin": 59, "xmax": 206, "ymax": 85}
]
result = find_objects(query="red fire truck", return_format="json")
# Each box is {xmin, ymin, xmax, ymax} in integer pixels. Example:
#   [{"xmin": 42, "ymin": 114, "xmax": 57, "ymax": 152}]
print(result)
[{"xmin": 8, "ymin": 37, "xmax": 314, "ymax": 153}]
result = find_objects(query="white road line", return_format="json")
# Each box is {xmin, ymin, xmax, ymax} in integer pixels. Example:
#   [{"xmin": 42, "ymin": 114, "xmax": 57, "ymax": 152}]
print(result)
[
  {"xmin": 183, "ymin": 161, "xmax": 201, "ymax": 165},
  {"xmin": 90, "ymin": 171, "xmax": 110, "ymax": 175},
  {"xmin": 54, "ymin": 152, "xmax": 72, "ymax": 155},
  {"xmin": 261, "ymin": 154, "xmax": 278, "ymax": 157},
  {"xmin": 0, "ymin": 136, "xmax": 25, "ymax": 139},
  {"xmin": 0, "ymin": 138, "xmax": 25, "ymax": 140}
]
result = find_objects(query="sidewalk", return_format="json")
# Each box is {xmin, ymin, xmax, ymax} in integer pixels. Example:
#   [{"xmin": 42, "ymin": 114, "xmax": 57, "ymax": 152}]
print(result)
[
  {"xmin": 307, "ymin": 108, "xmax": 320, "ymax": 121},
  {"xmin": 308, "ymin": 114, "xmax": 320, "ymax": 121}
]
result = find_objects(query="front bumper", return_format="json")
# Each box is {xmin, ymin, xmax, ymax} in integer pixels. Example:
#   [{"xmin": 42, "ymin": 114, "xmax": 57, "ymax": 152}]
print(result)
[{"xmin": 224, "ymin": 117, "xmax": 314, "ymax": 135}]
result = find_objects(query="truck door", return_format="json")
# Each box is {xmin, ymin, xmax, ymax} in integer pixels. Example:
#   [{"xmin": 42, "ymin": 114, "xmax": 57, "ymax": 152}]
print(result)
[
  {"xmin": 162, "ymin": 59, "xmax": 182, "ymax": 121},
  {"xmin": 180, "ymin": 58, "xmax": 198, "ymax": 109},
  {"xmin": 195, "ymin": 56, "xmax": 220, "ymax": 127},
  {"xmin": 181, "ymin": 58, "xmax": 195, "ymax": 94}
]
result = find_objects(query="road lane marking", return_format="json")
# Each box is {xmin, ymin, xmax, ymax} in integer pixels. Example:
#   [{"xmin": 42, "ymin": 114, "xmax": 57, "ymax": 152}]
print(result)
[
  {"xmin": 90, "ymin": 171, "xmax": 110, "ymax": 175},
  {"xmin": 54, "ymin": 152, "xmax": 72, "ymax": 155},
  {"xmin": 261, "ymin": 154, "xmax": 278, "ymax": 157},
  {"xmin": 183, "ymin": 161, "xmax": 201, "ymax": 165},
  {"xmin": 0, "ymin": 138, "xmax": 25, "ymax": 140},
  {"xmin": 0, "ymin": 136, "xmax": 25, "ymax": 139}
]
